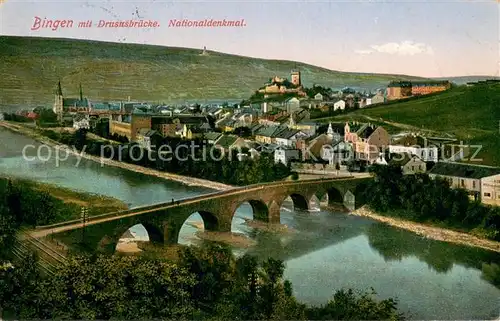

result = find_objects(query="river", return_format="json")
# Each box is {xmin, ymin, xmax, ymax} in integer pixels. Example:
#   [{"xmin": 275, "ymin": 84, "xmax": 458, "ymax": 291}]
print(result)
[{"xmin": 0, "ymin": 127, "xmax": 499, "ymax": 320}]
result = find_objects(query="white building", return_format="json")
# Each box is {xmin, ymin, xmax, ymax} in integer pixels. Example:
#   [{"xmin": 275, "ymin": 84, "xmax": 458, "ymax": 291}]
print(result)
[
  {"xmin": 73, "ymin": 114, "xmax": 90, "ymax": 130},
  {"xmin": 274, "ymin": 147, "xmax": 300, "ymax": 166},
  {"xmin": 429, "ymin": 162, "xmax": 500, "ymax": 205},
  {"xmin": 314, "ymin": 93, "xmax": 324, "ymax": 101},
  {"xmin": 274, "ymin": 127, "xmax": 307, "ymax": 147},
  {"xmin": 285, "ymin": 97, "xmax": 301, "ymax": 113},
  {"xmin": 333, "ymin": 100, "xmax": 346, "ymax": 111},
  {"xmin": 389, "ymin": 135, "xmax": 438, "ymax": 162}
]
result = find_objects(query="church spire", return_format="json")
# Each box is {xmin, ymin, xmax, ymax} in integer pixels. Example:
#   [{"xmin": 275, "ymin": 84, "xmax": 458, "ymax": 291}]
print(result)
[
  {"xmin": 56, "ymin": 80, "xmax": 62, "ymax": 96},
  {"xmin": 327, "ymin": 122, "xmax": 334, "ymax": 136},
  {"xmin": 289, "ymin": 112, "xmax": 295, "ymax": 127},
  {"xmin": 79, "ymin": 83, "xmax": 83, "ymax": 101}
]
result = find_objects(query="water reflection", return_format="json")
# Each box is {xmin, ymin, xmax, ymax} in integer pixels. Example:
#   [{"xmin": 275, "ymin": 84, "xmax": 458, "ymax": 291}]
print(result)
[{"xmin": 367, "ymin": 223, "xmax": 500, "ymax": 274}]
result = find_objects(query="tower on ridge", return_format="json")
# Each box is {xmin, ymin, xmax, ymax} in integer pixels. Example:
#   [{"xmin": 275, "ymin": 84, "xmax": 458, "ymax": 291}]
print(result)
[{"xmin": 291, "ymin": 69, "xmax": 301, "ymax": 86}]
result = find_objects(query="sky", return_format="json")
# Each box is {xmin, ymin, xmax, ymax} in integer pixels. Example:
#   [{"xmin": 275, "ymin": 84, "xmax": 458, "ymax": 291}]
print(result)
[{"xmin": 0, "ymin": 0, "xmax": 499, "ymax": 78}]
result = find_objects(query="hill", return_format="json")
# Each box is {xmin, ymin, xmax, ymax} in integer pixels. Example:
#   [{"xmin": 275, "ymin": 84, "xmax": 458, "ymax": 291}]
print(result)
[
  {"xmin": 0, "ymin": 36, "xmax": 427, "ymax": 110},
  {"xmin": 319, "ymin": 83, "xmax": 500, "ymax": 166},
  {"xmin": 435, "ymin": 76, "xmax": 500, "ymax": 85}
]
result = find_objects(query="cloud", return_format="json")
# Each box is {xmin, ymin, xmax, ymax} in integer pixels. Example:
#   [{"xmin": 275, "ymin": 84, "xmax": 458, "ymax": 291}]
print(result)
[{"xmin": 355, "ymin": 41, "xmax": 434, "ymax": 56}]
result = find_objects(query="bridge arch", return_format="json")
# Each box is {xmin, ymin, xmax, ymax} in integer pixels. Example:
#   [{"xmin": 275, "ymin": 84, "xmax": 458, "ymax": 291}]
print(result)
[
  {"xmin": 281, "ymin": 193, "xmax": 310, "ymax": 211},
  {"xmin": 96, "ymin": 219, "xmax": 165, "ymax": 254},
  {"xmin": 230, "ymin": 198, "xmax": 270, "ymax": 223},
  {"xmin": 177, "ymin": 210, "xmax": 221, "ymax": 245},
  {"xmin": 327, "ymin": 187, "xmax": 344, "ymax": 206}
]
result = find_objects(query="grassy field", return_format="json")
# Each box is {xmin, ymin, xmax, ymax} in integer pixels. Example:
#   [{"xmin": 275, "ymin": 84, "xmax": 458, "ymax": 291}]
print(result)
[
  {"xmin": 2, "ymin": 176, "xmax": 128, "ymax": 219},
  {"xmin": 0, "ymin": 36, "xmax": 427, "ymax": 109},
  {"xmin": 317, "ymin": 83, "xmax": 500, "ymax": 166}
]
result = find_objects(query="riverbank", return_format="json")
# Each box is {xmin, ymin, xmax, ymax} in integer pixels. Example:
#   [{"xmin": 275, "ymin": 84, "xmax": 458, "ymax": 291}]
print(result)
[
  {"xmin": 0, "ymin": 175, "xmax": 128, "ymax": 218},
  {"xmin": 0, "ymin": 121, "xmax": 234, "ymax": 191},
  {"xmin": 351, "ymin": 206, "xmax": 500, "ymax": 253}
]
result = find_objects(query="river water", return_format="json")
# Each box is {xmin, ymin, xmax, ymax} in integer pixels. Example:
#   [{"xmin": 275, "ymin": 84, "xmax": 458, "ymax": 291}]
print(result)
[{"xmin": 0, "ymin": 127, "xmax": 499, "ymax": 320}]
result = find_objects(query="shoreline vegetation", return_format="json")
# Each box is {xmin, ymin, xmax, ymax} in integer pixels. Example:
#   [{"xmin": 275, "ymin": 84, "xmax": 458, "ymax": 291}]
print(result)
[
  {"xmin": 352, "ymin": 206, "xmax": 500, "ymax": 253},
  {"xmin": 8, "ymin": 176, "xmax": 128, "ymax": 216},
  {"xmin": 0, "ymin": 121, "xmax": 234, "ymax": 191}
]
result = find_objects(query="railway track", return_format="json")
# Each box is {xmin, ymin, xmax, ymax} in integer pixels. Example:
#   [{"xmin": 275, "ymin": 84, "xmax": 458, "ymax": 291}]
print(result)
[{"xmin": 13, "ymin": 230, "xmax": 68, "ymax": 276}]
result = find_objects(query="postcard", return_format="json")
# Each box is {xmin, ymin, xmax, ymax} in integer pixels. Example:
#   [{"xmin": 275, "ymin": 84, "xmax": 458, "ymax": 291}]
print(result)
[{"xmin": 0, "ymin": 1, "xmax": 499, "ymax": 320}]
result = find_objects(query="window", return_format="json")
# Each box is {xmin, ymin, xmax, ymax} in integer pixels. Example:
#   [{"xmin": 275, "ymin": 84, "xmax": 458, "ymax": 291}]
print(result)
[
  {"xmin": 484, "ymin": 192, "xmax": 491, "ymax": 198},
  {"xmin": 472, "ymin": 181, "xmax": 476, "ymax": 188},
  {"xmin": 461, "ymin": 179, "xmax": 465, "ymax": 187}
]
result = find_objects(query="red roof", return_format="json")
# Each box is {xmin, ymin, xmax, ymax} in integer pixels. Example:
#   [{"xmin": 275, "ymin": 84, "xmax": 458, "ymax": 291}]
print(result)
[{"xmin": 27, "ymin": 112, "xmax": 38, "ymax": 119}]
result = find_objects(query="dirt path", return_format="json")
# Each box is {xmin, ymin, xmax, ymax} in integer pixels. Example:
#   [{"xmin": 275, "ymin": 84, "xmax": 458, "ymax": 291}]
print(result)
[{"xmin": 352, "ymin": 206, "xmax": 500, "ymax": 253}]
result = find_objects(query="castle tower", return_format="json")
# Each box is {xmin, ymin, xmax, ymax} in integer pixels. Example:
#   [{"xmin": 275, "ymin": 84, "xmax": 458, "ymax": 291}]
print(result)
[
  {"xmin": 79, "ymin": 83, "xmax": 83, "ymax": 101},
  {"xmin": 291, "ymin": 70, "xmax": 301, "ymax": 86},
  {"xmin": 53, "ymin": 80, "xmax": 63, "ymax": 121}
]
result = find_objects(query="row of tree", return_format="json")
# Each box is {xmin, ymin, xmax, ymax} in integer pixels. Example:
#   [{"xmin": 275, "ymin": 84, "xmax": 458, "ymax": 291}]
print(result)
[
  {"xmin": 42, "ymin": 129, "xmax": 292, "ymax": 186},
  {"xmin": 0, "ymin": 242, "xmax": 405, "ymax": 320},
  {"xmin": 0, "ymin": 171, "xmax": 405, "ymax": 320},
  {"xmin": 365, "ymin": 165, "xmax": 500, "ymax": 240},
  {"xmin": 0, "ymin": 178, "xmax": 78, "ymax": 227}
]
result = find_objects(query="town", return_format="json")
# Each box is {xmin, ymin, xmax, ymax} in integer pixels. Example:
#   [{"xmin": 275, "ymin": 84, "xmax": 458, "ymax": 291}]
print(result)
[{"xmin": 6, "ymin": 70, "xmax": 500, "ymax": 208}]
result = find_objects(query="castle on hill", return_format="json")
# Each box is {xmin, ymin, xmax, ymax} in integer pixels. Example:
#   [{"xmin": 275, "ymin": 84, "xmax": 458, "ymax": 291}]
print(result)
[{"xmin": 258, "ymin": 70, "xmax": 306, "ymax": 98}]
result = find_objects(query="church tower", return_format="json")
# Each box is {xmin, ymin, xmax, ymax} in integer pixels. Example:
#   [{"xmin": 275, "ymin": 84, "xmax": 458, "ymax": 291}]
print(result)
[{"xmin": 53, "ymin": 80, "xmax": 64, "ymax": 121}]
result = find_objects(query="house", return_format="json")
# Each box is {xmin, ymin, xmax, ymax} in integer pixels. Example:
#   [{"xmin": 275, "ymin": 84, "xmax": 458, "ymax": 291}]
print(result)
[
  {"xmin": 214, "ymin": 134, "xmax": 248, "ymax": 153},
  {"xmin": 255, "ymin": 126, "xmax": 279, "ymax": 144},
  {"xmin": 136, "ymin": 129, "xmax": 162, "ymax": 151},
  {"xmin": 204, "ymin": 132, "xmax": 223, "ymax": 144},
  {"xmin": 321, "ymin": 141, "xmax": 353, "ymax": 165},
  {"xmin": 386, "ymin": 81, "xmax": 412, "ymax": 100},
  {"xmin": 181, "ymin": 123, "xmax": 211, "ymax": 139},
  {"xmin": 304, "ymin": 133, "xmax": 336, "ymax": 160},
  {"xmin": 274, "ymin": 146, "xmax": 300, "ymax": 166},
  {"xmin": 345, "ymin": 123, "xmax": 390, "ymax": 163},
  {"xmin": 333, "ymin": 100, "xmax": 346, "ymax": 111},
  {"xmin": 285, "ymin": 97, "xmax": 301, "ymax": 113},
  {"xmin": 151, "ymin": 115, "xmax": 211, "ymax": 138},
  {"xmin": 314, "ymin": 93, "xmax": 324, "ymax": 101},
  {"xmin": 389, "ymin": 135, "xmax": 439, "ymax": 162},
  {"xmin": 388, "ymin": 154, "xmax": 426, "ymax": 175},
  {"xmin": 293, "ymin": 121, "xmax": 318, "ymax": 136},
  {"xmin": 27, "ymin": 112, "xmax": 39, "ymax": 120},
  {"xmin": 428, "ymin": 162, "xmax": 500, "ymax": 204},
  {"xmin": 273, "ymin": 127, "xmax": 307, "ymax": 147},
  {"xmin": 370, "ymin": 92, "xmax": 385, "ymax": 105},
  {"xmin": 73, "ymin": 114, "xmax": 90, "ymax": 130}
]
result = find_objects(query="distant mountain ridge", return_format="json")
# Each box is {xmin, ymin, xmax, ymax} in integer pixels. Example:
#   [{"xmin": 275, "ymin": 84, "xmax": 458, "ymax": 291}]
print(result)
[
  {"xmin": 433, "ymin": 76, "xmax": 500, "ymax": 85},
  {"xmin": 1, "ymin": 36, "xmax": 431, "ymax": 108}
]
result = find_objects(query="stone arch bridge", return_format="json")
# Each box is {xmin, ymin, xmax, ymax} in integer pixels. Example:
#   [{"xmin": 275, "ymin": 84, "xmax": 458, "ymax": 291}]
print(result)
[{"xmin": 28, "ymin": 177, "xmax": 371, "ymax": 254}]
